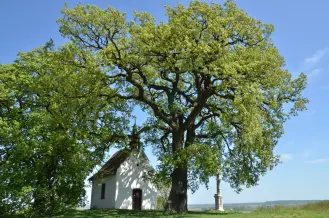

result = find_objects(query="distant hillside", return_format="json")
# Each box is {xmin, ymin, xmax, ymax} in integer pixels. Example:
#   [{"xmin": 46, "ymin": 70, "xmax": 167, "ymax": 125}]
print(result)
[
  {"xmin": 82, "ymin": 200, "xmax": 327, "ymax": 211},
  {"xmin": 263, "ymin": 200, "xmax": 324, "ymax": 206},
  {"xmin": 188, "ymin": 200, "xmax": 327, "ymax": 211}
]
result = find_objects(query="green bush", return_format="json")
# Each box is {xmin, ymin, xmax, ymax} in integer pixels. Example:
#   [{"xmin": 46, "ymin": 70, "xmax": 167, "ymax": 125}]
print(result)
[
  {"xmin": 156, "ymin": 195, "xmax": 168, "ymax": 210},
  {"xmin": 301, "ymin": 201, "xmax": 329, "ymax": 211}
]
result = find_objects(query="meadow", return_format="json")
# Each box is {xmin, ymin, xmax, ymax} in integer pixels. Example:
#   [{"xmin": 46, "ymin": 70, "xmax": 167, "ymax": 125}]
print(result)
[{"xmin": 49, "ymin": 201, "xmax": 329, "ymax": 218}]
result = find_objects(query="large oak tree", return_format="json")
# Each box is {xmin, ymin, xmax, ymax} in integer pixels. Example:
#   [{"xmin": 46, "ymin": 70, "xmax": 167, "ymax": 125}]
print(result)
[{"xmin": 58, "ymin": 0, "xmax": 307, "ymax": 211}]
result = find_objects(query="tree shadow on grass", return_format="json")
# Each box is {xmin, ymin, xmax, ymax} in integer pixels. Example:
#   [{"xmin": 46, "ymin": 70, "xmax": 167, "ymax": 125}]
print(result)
[
  {"xmin": 53, "ymin": 209, "xmax": 235, "ymax": 218},
  {"xmin": 188, "ymin": 211, "xmax": 237, "ymax": 216}
]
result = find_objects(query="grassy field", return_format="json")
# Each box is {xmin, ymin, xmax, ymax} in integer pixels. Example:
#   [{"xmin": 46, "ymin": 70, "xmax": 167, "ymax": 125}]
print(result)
[{"xmin": 50, "ymin": 201, "xmax": 329, "ymax": 218}]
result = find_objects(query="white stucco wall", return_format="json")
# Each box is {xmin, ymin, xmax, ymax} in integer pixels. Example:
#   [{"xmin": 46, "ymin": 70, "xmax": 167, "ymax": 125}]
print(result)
[
  {"xmin": 115, "ymin": 151, "xmax": 157, "ymax": 210},
  {"xmin": 90, "ymin": 174, "xmax": 117, "ymax": 209}
]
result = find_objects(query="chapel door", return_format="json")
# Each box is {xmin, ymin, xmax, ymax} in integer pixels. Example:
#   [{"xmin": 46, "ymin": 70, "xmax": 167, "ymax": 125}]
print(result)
[{"xmin": 132, "ymin": 189, "xmax": 142, "ymax": 210}]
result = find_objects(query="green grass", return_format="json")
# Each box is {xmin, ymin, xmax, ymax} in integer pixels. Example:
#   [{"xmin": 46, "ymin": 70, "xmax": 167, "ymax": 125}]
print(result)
[
  {"xmin": 48, "ymin": 201, "xmax": 329, "ymax": 218},
  {"xmin": 50, "ymin": 210, "xmax": 237, "ymax": 218}
]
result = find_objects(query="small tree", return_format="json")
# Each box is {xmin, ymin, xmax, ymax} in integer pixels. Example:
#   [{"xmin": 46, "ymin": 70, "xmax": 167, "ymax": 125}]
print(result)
[
  {"xmin": 154, "ymin": 179, "xmax": 171, "ymax": 211},
  {"xmin": 0, "ymin": 42, "xmax": 131, "ymax": 216}
]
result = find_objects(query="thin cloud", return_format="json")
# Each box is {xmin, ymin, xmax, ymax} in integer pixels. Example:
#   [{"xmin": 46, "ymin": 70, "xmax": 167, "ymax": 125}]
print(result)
[
  {"xmin": 299, "ymin": 150, "xmax": 312, "ymax": 159},
  {"xmin": 308, "ymin": 68, "xmax": 323, "ymax": 78},
  {"xmin": 305, "ymin": 158, "xmax": 329, "ymax": 164},
  {"xmin": 280, "ymin": 154, "xmax": 293, "ymax": 161},
  {"xmin": 304, "ymin": 48, "xmax": 329, "ymax": 64}
]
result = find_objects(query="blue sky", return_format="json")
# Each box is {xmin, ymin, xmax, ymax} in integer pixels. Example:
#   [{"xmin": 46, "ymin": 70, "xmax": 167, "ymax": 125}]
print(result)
[{"xmin": 1, "ymin": 0, "xmax": 329, "ymax": 204}]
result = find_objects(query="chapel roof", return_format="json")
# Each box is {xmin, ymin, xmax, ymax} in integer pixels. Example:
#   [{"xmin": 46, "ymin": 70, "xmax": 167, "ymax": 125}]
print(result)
[{"xmin": 89, "ymin": 149, "xmax": 131, "ymax": 181}]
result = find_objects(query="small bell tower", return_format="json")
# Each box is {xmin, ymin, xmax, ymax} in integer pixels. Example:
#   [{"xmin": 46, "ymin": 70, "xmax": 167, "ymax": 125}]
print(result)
[{"xmin": 129, "ymin": 122, "xmax": 141, "ymax": 151}]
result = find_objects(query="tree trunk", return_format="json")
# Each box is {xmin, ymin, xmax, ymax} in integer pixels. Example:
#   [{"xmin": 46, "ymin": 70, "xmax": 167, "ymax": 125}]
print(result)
[
  {"xmin": 165, "ymin": 130, "xmax": 188, "ymax": 212},
  {"xmin": 166, "ymin": 166, "xmax": 188, "ymax": 212},
  {"xmin": 33, "ymin": 159, "xmax": 56, "ymax": 214},
  {"xmin": 33, "ymin": 183, "xmax": 46, "ymax": 213}
]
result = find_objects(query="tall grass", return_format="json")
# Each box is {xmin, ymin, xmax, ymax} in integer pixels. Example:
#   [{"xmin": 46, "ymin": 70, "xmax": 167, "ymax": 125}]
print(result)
[{"xmin": 301, "ymin": 200, "xmax": 329, "ymax": 211}]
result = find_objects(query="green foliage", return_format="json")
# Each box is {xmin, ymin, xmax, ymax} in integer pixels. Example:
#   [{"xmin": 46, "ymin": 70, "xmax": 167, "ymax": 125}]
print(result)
[
  {"xmin": 152, "ymin": 175, "xmax": 171, "ymax": 210},
  {"xmin": 156, "ymin": 195, "xmax": 168, "ymax": 211},
  {"xmin": 57, "ymin": 0, "xmax": 307, "ymax": 196},
  {"xmin": 0, "ymin": 42, "xmax": 131, "ymax": 216},
  {"xmin": 301, "ymin": 201, "xmax": 329, "ymax": 211},
  {"xmin": 1, "ymin": 0, "xmax": 308, "ymax": 214}
]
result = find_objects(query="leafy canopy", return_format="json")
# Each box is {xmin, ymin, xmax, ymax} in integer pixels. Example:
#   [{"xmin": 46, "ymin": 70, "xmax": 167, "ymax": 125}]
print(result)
[
  {"xmin": 58, "ymin": 0, "xmax": 307, "ymax": 193},
  {"xmin": 0, "ymin": 42, "xmax": 131, "ymax": 215},
  {"xmin": 0, "ymin": 0, "xmax": 308, "ymax": 215}
]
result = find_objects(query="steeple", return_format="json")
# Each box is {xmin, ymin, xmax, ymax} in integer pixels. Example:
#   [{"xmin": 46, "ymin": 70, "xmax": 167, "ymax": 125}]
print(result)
[{"xmin": 129, "ymin": 122, "xmax": 141, "ymax": 151}]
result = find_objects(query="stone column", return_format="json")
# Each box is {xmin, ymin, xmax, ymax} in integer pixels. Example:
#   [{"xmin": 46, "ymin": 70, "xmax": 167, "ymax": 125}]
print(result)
[
  {"xmin": 214, "ymin": 193, "xmax": 224, "ymax": 211},
  {"xmin": 214, "ymin": 171, "xmax": 224, "ymax": 211}
]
